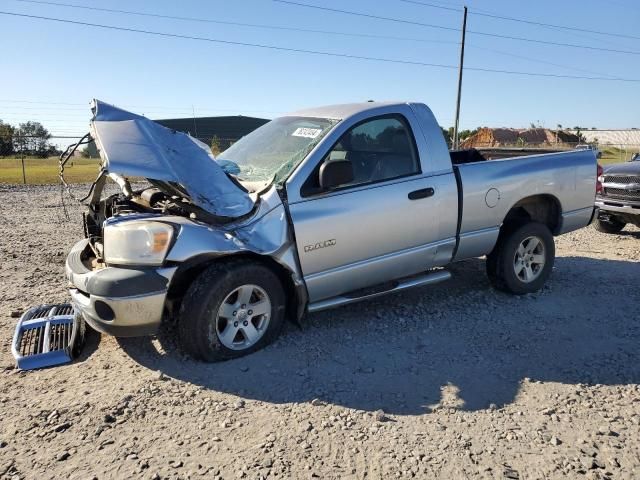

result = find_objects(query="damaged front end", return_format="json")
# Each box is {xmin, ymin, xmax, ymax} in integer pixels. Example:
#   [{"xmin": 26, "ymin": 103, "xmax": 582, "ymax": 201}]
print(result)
[
  {"xmin": 60, "ymin": 100, "xmax": 307, "ymax": 338},
  {"xmin": 61, "ymin": 99, "xmax": 258, "ymax": 240}
]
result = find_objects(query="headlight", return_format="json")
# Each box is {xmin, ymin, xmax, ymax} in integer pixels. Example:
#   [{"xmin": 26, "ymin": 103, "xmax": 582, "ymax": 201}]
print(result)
[{"xmin": 103, "ymin": 221, "xmax": 174, "ymax": 266}]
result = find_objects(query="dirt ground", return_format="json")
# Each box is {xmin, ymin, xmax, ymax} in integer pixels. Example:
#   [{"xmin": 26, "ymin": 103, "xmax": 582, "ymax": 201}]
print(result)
[{"xmin": 1, "ymin": 184, "xmax": 639, "ymax": 480}]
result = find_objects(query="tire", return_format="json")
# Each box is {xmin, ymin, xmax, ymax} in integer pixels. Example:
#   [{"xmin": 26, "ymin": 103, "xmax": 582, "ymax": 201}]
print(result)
[
  {"xmin": 71, "ymin": 310, "xmax": 87, "ymax": 358},
  {"xmin": 486, "ymin": 222, "xmax": 555, "ymax": 295},
  {"xmin": 593, "ymin": 217, "xmax": 625, "ymax": 234},
  {"xmin": 178, "ymin": 260, "xmax": 286, "ymax": 361}
]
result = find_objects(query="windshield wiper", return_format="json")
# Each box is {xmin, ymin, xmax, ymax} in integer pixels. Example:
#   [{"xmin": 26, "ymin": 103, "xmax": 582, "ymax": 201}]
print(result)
[
  {"xmin": 216, "ymin": 158, "xmax": 241, "ymax": 175},
  {"xmin": 223, "ymin": 171, "xmax": 250, "ymax": 193}
]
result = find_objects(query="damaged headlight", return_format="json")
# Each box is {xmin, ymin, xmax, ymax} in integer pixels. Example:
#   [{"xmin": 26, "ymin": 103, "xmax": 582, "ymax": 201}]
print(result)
[{"xmin": 103, "ymin": 221, "xmax": 174, "ymax": 266}]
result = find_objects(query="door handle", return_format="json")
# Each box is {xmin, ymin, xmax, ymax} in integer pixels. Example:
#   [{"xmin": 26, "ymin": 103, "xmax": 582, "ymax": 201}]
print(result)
[{"xmin": 408, "ymin": 187, "xmax": 435, "ymax": 200}]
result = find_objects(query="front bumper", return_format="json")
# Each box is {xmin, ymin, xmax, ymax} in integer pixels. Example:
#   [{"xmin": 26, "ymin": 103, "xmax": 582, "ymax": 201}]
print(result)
[
  {"xmin": 595, "ymin": 197, "xmax": 640, "ymax": 216},
  {"xmin": 65, "ymin": 239, "xmax": 176, "ymax": 337}
]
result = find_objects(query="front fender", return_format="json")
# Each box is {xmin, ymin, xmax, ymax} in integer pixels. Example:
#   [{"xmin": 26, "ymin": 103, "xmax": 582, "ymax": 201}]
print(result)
[
  {"xmin": 166, "ymin": 206, "xmax": 291, "ymax": 261},
  {"xmin": 165, "ymin": 205, "xmax": 308, "ymax": 321}
]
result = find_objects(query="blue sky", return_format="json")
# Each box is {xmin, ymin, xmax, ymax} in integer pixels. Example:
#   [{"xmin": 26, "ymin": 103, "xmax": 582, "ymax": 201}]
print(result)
[{"xmin": 1, "ymin": 0, "xmax": 639, "ymax": 139}]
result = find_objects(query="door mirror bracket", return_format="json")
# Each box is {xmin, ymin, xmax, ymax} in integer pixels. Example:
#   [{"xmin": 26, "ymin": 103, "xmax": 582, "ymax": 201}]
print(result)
[{"xmin": 319, "ymin": 159, "xmax": 354, "ymax": 190}]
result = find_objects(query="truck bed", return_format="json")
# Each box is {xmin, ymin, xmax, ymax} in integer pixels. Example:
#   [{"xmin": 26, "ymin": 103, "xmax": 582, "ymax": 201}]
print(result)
[
  {"xmin": 448, "ymin": 148, "xmax": 596, "ymax": 261},
  {"xmin": 450, "ymin": 147, "xmax": 565, "ymax": 164}
]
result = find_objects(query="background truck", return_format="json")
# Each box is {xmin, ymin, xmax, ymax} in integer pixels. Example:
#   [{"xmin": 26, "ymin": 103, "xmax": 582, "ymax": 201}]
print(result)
[
  {"xmin": 575, "ymin": 143, "xmax": 602, "ymax": 159},
  {"xmin": 65, "ymin": 100, "xmax": 597, "ymax": 361},
  {"xmin": 594, "ymin": 160, "xmax": 640, "ymax": 233}
]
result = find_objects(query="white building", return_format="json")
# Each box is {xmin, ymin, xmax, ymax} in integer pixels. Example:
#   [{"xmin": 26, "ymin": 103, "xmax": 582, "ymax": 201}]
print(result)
[{"xmin": 568, "ymin": 129, "xmax": 640, "ymax": 149}]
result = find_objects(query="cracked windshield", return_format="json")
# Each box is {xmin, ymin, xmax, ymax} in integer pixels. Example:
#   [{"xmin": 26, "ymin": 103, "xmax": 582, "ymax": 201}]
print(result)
[{"xmin": 215, "ymin": 116, "xmax": 338, "ymax": 186}]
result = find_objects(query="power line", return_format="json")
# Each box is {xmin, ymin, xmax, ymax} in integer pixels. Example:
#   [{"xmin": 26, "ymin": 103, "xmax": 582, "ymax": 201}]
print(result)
[
  {"xmin": 8, "ymin": 0, "xmax": 459, "ymax": 47},
  {"xmin": 0, "ymin": 10, "xmax": 462, "ymax": 67},
  {"xmin": 465, "ymin": 43, "xmax": 621, "ymax": 80},
  {"xmin": 0, "ymin": 116, "xmax": 90, "ymax": 121},
  {"xmin": 12, "ymin": 134, "xmax": 86, "ymax": 138},
  {"xmin": 1, "ymin": 110, "xmax": 92, "ymax": 115},
  {"xmin": 0, "ymin": 112, "xmax": 90, "ymax": 117},
  {"xmin": 274, "ymin": 0, "xmax": 459, "ymax": 33},
  {"xmin": 274, "ymin": 0, "xmax": 640, "ymax": 57},
  {"xmin": 3, "ymin": 3, "xmax": 622, "ymax": 85},
  {"xmin": 0, "ymin": 99, "xmax": 86, "ymax": 106},
  {"xmin": 2, "ymin": 106, "xmax": 551, "ymax": 129},
  {"xmin": 10, "ymin": 0, "xmax": 636, "ymax": 75},
  {"xmin": 0, "ymin": 107, "xmax": 282, "ymax": 115},
  {"xmin": 470, "ymin": 30, "xmax": 640, "ymax": 56},
  {"xmin": 3, "ymin": 10, "xmax": 640, "ymax": 83},
  {"xmin": 0, "ymin": 99, "xmax": 283, "ymax": 112},
  {"xmin": 471, "ymin": 8, "xmax": 640, "ymax": 42},
  {"xmin": 398, "ymin": 0, "xmax": 640, "ymax": 42},
  {"xmin": 266, "ymin": 0, "xmax": 617, "ymax": 80},
  {"xmin": 397, "ymin": 0, "xmax": 461, "ymax": 12}
]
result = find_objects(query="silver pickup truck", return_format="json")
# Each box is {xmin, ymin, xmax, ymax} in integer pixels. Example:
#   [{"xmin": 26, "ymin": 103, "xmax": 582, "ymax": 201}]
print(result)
[{"xmin": 65, "ymin": 100, "xmax": 596, "ymax": 361}]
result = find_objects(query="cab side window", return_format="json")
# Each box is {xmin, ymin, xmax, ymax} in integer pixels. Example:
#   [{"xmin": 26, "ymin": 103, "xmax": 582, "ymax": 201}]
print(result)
[{"xmin": 326, "ymin": 115, "xmax": 420, "ymax": 188}]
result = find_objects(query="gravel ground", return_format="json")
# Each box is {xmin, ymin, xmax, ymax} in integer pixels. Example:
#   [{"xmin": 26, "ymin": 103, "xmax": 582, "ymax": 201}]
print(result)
[{"xmin": 1, "ymin": 184, "xmax": 639, "ymax": 480}]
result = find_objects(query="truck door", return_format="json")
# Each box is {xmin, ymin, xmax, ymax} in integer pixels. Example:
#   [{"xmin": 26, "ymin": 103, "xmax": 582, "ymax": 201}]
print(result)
[{"xmin": 287, "ymin": 112, "xmax": 458, "ymax": 302}]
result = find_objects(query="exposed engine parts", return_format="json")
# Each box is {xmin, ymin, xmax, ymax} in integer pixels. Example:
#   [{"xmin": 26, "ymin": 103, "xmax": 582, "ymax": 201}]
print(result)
[{"xmin": 84, "ymin": 187, "xmax": 182, "ymax": 239}]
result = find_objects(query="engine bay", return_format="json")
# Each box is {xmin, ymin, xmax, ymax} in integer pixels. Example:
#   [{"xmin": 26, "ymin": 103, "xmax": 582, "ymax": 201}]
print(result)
[{"xmin": 82, "ymin": 182, "xmax": 222, "ymax": 263}]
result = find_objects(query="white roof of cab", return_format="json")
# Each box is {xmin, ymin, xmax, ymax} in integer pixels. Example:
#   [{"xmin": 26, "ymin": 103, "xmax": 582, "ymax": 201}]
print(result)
[{"xmin": 287, "ymin": 101, "xmax": 411, "ymax": 120}]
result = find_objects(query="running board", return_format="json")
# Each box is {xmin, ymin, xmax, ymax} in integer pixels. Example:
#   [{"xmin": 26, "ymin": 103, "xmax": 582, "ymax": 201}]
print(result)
[{"xmin": 307, "ymin": 270, "xmax": 451, "ymax": 313}]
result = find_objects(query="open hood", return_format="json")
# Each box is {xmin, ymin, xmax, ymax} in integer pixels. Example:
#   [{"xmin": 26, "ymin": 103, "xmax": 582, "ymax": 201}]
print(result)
[{"xmin": 89, "ymin": 99, "xmax": 254, "ymax": 218}]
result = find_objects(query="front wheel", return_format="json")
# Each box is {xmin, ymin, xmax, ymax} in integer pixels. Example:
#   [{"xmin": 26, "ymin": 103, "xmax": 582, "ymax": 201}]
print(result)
[
  {"xmin": 486, "ymin": 222, "xmax": 555, "ymax": 295},
  {"xmin": 178, "ymin": 260, "xmax": 286, "ymax": 361},
  {"xmin": 593, "ymin": 217, "xmax": 625, "ymax": 234}
]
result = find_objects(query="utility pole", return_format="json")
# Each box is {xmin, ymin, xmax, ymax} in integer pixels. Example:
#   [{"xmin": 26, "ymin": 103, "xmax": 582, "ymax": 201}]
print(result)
[
  {"xmin": 191, "ymin": 105, "xmax": 199, "ymax": 140},
  {"xmin": 20, "ymin": 140, "xmax": 26, "ymax": 184},
  {"xmin": 453, "ymin": 6, "xmax": 468, "ymax": 150}
]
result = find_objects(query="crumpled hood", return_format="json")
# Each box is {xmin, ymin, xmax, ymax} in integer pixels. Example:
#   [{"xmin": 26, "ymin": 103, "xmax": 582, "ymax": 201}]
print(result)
[{"xmin": 89, "ymin": 99, "xmax": 254, "ymax": 218}]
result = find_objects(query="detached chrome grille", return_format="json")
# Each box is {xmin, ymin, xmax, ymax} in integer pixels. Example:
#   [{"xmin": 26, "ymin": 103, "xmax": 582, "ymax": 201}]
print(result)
[
  {"xmin": 602, "ymin": 174, "xmax": 640, "ymax": 201},
  {"xmin": 11, "ymin": 304, "xmax": 83, "ymax": 370},
  {"xmin": 18, "ymin": 323, "xmax": 46, "ymax": 356}
]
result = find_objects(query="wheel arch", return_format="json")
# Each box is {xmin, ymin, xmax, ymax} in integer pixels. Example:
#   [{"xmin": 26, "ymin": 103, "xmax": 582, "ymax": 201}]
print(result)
[
  {"xmin": 501, "ymin": 194, "xmax": 563, "ymax": 235},
  {"xmin": 166, "ymin": 252, "xmax": 306, "ymax": 325},
  {"xmin": 486, "ymin": 220, "xmax": 556, "ymax": 295}
]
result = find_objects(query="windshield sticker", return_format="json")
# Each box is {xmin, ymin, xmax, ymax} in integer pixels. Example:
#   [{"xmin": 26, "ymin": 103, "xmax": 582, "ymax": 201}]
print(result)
[{"xmin": 292, "ymin": 127, "xmax": 322, "ymax": 138}]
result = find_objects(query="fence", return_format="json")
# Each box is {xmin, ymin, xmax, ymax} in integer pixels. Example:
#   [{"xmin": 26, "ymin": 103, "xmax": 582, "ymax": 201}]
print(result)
[
  {"xmin": 0, "ymin": 134, "xmax": 240, "ymax": 185},
  {"xmin": 2, "ymin": 137, "xmax": 639, "ymax": 186},
  {"xmin": 460, "ymin": 141, "xmax": 640, "ymax": 164}
]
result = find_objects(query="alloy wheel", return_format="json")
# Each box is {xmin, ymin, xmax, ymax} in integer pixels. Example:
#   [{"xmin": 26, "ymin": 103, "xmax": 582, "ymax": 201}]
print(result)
[
  {"xmin": 215, "ymin": 284, "xmax": 272, "ymax": 350},
  {"xmin": 513, "ymin": 236, "xmax": 546, "ymax": 283}
]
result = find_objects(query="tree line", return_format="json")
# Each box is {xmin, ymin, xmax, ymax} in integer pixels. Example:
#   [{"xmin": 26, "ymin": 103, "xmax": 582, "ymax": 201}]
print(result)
[
  {"xmin": 0, "ymin": 119, "xmax": 59, "ymax": 157},
  {"xmin": 441, "ymin": 127, "xmax": 481, "ymax": 147}
]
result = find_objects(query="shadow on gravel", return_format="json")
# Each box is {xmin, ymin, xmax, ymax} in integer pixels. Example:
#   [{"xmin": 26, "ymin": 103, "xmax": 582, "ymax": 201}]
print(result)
[
  {"xmin": 77, "ymin": 327, "xmax": 102, "ymax": 363},
  {"xmin": 118, "ymin": 256, "xmax": 640, "ymax": 415}
]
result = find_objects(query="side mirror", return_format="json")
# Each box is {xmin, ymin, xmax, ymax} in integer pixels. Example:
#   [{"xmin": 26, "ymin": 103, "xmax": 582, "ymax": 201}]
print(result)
[{"xmin": 319, "ymin": 159, "xmax": 354, "ymax": 190}]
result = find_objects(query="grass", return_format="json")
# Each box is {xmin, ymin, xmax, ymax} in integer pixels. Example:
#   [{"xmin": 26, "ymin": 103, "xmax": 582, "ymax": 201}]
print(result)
[
  {"xmin": 0, "ymin": 156, "xmax": 101, "ymax": 184},
  {"xmin": 1, "ymin": 147, "xmax": 637, "ymax": 185},
  {"xmin": 599, "ymin": 147, "xmax": 636, "ymax": 165}
]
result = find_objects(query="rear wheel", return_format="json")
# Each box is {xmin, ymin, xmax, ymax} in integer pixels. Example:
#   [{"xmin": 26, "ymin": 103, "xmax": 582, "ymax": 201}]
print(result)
[
  {"xmin": 593, "ymin": 217, "xmax": 625, "ymax": 234},
  {"xmin": 178, "ymin": 260, "xmax": 286, "ymax": 361},
  {"xmin": 486, "ymin": 222, "xmax": 555, "ymax": 295}
]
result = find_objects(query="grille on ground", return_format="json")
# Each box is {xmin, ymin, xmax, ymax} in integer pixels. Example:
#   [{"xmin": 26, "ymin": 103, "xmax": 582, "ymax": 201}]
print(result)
[{"xmin": 11, "ymin": 303, "xmax": 85, "ymax": 370}]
